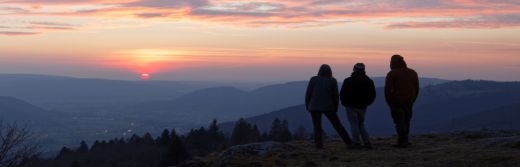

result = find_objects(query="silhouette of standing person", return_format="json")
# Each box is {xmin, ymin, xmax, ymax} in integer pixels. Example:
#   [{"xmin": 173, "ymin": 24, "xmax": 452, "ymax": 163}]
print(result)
[
  {"xmin": 306, "ymin": 64, "xmax": 352, "ymax": 148},
  {"xmin": 340, "ymin": 63, "xmax": 376, "ymax": 149},
  {"xmin": 385, "ymin": 55, "xmax": 419, "ymax": 148}
]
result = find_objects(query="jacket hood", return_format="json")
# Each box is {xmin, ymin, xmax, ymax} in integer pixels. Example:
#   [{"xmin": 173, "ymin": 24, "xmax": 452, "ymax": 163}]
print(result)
[
  {"xmin": 318, "ymin": 64, "xmax": 332, "ymax": 77},
  {"xmin": 390, "ymin": 55, "xmax": 407, "ymax": 69}
]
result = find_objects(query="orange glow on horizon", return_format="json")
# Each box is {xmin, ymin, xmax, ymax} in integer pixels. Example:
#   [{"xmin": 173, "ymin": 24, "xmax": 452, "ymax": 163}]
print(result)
[
  {"xmin": 101, "ymin": 49, "xmax": 193, "ymax": 75},
  {"xmin": 140, "ymin": 73, "xmax": 150, "ymax": 80}
]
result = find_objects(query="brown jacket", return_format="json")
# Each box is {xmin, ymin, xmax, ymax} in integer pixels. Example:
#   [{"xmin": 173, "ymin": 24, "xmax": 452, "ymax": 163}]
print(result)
[{"xmin": 385, "ymin": 56, "xmax": 419, "ymax": 107}]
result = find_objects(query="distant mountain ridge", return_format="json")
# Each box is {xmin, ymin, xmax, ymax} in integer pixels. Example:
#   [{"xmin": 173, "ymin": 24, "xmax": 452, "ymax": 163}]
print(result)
[
  {"xmin": 442, "ymin": 103, "xmax": 520, "ymax": 131},
  {"xmin": 126, "ymin": 77, "xmax": 450, "ymax": 128},
  {"xmin": 220, "ymin": 80, "xmax": 520, "ymax": 135},
  {"xmin": 125, "ymin": 82, "xmax": 309, "ymax": 127},
  {"xmin": 0, "ymin": 96, "xmax": 54, "ymax": 121},
  {"xmin": 0, "ymin": 74, "xmax": 488, "ymax": 151},
  {"xmin": 0, "ymin": 74, "xmax": 182, "ymax": 105}
]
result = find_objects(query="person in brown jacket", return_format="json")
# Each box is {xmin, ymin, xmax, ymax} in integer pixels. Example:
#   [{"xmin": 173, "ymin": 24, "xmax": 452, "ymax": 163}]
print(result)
[{"xmin": 385, "ymin": 55, "xmax": 419, "ymax": 148}]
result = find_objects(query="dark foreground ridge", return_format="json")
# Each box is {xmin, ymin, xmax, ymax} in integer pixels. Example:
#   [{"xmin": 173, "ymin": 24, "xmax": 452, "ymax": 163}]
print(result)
[{"xmin": 180, "ymin": 130, "xmax": 520, "ymax": 167}]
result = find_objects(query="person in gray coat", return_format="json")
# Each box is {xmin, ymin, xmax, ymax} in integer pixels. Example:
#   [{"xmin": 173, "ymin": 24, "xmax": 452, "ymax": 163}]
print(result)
[{"xmin": 306, "ymin": 64, "xmax": 352, "ymax": 148}]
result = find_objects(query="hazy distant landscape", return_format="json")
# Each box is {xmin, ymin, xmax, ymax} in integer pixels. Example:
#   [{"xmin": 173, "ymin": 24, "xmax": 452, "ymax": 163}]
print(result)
[
  {"xmin": 1, "ymin": 74, "xmax": 518, "ymax": 152},
  {"xmin": 2, "ymin": 0, "xmax": 520, "ymax": 166}
]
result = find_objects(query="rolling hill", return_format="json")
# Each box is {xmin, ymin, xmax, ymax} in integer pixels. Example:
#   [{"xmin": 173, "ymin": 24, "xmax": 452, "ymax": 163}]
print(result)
[
  {"xmin": 442, "ymin": 103, "xmax": 520, "ymax": 131},
  {"xmin": 125, "ymin": 81, "xmax": 309, "ymax": 127},
  {"xmin": 220, "ymin": 80, "xmax": 520, "ymax": 136},
  {"xmin": 0, "ymin": 96, "xmax": 57, "ymax": 121},
  {"xmin": 0, "ymin": 74, "xmax": 224, "ymax": 107}
]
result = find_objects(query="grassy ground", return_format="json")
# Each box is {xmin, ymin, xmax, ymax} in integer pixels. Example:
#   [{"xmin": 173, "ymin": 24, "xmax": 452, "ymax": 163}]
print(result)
[{"xmin": 183, "ymin": 131, "xmax": 520, "ymax": 167}]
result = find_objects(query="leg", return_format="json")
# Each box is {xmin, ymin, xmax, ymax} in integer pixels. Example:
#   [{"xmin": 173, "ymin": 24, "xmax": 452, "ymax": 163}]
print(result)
[
  {"xmin": 357, "ymin": 108, "xmax": 371, "ymax": 147},
  {"xmin": 310, "ymin": 111, "xmax": 323, "ymax": 148},
  {"xmin": 391, "ymin": 106, "xmax": 407, "ymax": 146},
  {"xmin": 324, "ymin": 112, "xmax": 352, "ymax": 145},
  {"xmin": 403, "ymin": 102, "xmax": 414, "ymax": 144},
  {"xmin": 346, "ymin": 107, "xmax": 361, "ymax": 145}
]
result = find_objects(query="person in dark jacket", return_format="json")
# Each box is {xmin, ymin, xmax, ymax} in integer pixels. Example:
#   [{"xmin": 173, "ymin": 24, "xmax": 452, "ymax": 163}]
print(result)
[
  {"xmin": 340, "ymin": 63, "xmax": 376, "ymax": 149},
  {"xmin": 385, "ymin": 55, "xmax": 419, "ymax": 148},
  {"xmin": 306, "ymin": 64, "xmax": 352, "ymax": 148}
]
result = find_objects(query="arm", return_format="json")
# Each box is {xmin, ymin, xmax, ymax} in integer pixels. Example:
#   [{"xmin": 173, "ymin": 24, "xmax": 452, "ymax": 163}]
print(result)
[
  {"xmin": 368, "ymin": 79, "xmax": 376, "ymax": 105},
  {"xmin": 413, "ymin": 70, "xmax": 420, "ymax": 103},
  {"xmin": 332, "ymin": 78, "xmax": 339, "ymax": 111},
  {"xmin": 384, "ymin": 72, "xmax": 394, "ymax": 107},
  {"xmin": 305, "ymin": 78, "xmax": 314, "ymax": 110},
  {"xmin": 339, "ymin": 79, "xmax": 348, "ymax": 106}
]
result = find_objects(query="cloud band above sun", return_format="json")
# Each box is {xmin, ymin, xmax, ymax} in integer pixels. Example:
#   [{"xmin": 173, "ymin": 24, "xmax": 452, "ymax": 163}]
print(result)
[{"xmin": 1, "ymin": 0, "xmax": 520, "ymax": 35}]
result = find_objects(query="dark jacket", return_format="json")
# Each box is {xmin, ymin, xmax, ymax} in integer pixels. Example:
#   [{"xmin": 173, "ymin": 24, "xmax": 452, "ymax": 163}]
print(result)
[
  {"xmin": 305, "ymin": 65, "xmax": 339, "ymax": 112},
  {"xmin": 340, "ymin": 71, "xmax": 376, "ymax": 109},
  {"xmin": 385, "ymin": 56, "xmax": 419, "ymax": 107}
]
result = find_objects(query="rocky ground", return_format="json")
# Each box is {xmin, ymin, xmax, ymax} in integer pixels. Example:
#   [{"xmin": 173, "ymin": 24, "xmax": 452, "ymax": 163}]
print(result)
[{"xmin": 180, "ymin": 130, "xmax": 520, "ymax": 167}]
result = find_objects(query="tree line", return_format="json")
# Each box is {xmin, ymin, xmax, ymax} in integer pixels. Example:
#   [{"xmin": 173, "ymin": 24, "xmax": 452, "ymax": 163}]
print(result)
[{"xmin": 14, "ymin": 118, "xmax": 307, "ymax": 167}]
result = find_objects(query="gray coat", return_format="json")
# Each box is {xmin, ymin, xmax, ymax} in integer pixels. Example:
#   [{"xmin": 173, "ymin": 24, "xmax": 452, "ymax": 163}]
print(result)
[{"xmin": 305, "ymin": 65, "xmax": 339, "ymax": 112}]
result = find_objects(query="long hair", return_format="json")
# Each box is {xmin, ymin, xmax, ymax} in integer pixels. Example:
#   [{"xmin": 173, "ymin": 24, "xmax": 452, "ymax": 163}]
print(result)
[{"xmin": 317, "ymin": 64, "xmax": 333, "ymax": 77}]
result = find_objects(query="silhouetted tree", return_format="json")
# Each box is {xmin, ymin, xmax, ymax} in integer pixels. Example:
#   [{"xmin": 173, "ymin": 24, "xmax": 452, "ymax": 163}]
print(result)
[
  {"xmin": 57, "ymin": 147, "xmax": 73, "ymax": 159},
  {"xmin": 230, "ymin": 118, "xmax": 261, "ymax": 146},
  {"xmin": 252, "ymin": 125, "xmax": 261, "ymax": 141},
  {"xmin": 0, "ymin": 121, "xmax": 39, "ymax": 167},
  {"xmin": 142, "ymin": 133, "xmax": 155, "ymax": 145},
  {"xmin": 157, "ymin": 129, "xmax": 171, "ymax": 146},
  {"xmin": 128, "ymin": 134, "xmax": 141, "ymax": 144},
  {"xmin": 208, "ymin": 119, "xmax": 226, "ymax": 150},
  {"xmin": 280, "ymin": 120, "xmax": 293, "ymax": 142},
  {"xmin": 268, "ymin": 118, "xmax": 293, "ymax": 142},
  {"xmin": 77, "ymin": 141, "xmax": 89, "ymax": 153},
  {"xmin": 161, "ymin": 130, "xmax": 189, "ymax": 167},
  {"xmin": 185, "ymin": 119, "xmax": 226, "ymax": 156}
]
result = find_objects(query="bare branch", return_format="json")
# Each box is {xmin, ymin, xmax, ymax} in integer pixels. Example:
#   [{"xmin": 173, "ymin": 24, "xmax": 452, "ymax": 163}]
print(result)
[{"xmin": 0, "ymin": 121, "xmax": 39, "ymax": 167}]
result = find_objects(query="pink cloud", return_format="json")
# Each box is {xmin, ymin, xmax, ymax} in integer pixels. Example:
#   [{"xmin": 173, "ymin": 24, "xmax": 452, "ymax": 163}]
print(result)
[
  {"xmin": 387, "ymin": 14, "xmax": 520, "ymax": 29},
  {"xmin": 1, "ymin": 0, "xmax": 520, "ymax": 34},
  {"xmin": 0, "ymin": 31, "xmax": 39, "ymax": 36},
  {"xmin": 0, "ymin": 21, "xmax": 77, "ymax": 36}
]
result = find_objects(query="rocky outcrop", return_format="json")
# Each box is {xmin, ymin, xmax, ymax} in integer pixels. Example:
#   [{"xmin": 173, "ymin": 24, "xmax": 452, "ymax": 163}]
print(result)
[{"xmin": 213, "ymin": 142, "xmax": 296, "ymax": 167}]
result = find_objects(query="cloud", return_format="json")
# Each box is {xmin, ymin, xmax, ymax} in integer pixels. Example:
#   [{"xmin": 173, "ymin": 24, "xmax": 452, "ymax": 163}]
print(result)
[
  {"xmin": 125, "ymin": 0, "xmax": 209, "ymax": 8},
  {"xmin": 0, "ymin": 31, "xmax": 39, "ymax": 36},
  {"xmin": 0, "ymin": 6, "xmax": 28, "ymax": 13},
  {"xmin": 27, "ymin": 21, "xmax": 76, "ymax": 30},
  {"xmin": 387, "ymin": 14, "xmax": 520, "ymax": 29},
  {"xmin": 1, "ymin": 0, "xmax": 520, "ymax": 34},
  {"xmin": 0, "ymin": 21, "xmax": 77, "ymax": 35}
]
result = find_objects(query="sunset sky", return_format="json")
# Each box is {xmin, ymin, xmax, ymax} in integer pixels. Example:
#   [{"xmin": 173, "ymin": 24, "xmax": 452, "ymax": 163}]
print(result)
[{"xmin": 1, "ymin": 0, "xmax": 519, "ymax": 82}]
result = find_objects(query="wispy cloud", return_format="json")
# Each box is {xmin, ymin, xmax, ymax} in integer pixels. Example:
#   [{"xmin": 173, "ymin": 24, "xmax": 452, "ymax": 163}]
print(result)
[
  {"xmin": 387, "ymin": 14, "xmax": 520, "ymax": 29},
  {"xmin": 0, "ymin": 20, "xmax": 77, "ymax": 35},
  {"xmin": 0, "ymin": 31, "xmax": 39, "ymax": 36},
  {"xmin": 1, "ymin": 0, "xmax": 520, "ymax": 35},
  {"xmin": 29, "ymin": 21, "xmax": 77, "ymax": 30},
  {"xmin": 125, "ymin": 0, "xmax": 208, "ymax": 8}
]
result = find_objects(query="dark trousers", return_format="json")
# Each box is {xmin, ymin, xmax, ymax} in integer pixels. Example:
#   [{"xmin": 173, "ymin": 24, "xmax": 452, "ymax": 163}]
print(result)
[
  {"xmin": 310, "ymin": 111, "xmax": 352, "ymax": 148},
  {"xmin": 390, "ymin": 102, "xmax": 414, "ymax": 145}
]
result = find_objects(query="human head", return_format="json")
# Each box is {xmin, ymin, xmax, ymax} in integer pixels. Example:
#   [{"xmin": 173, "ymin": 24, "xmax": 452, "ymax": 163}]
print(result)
[
  {"xmin": 353, "ymin": 63, "xmax": 365, "ymax": 72},
  {"xmin": 318, "ymin": 64, "xmax": 332, "ymax": 77},
  {"xmin": 390, "ymin": 54, "xmax": 407, "ymax": 69}
]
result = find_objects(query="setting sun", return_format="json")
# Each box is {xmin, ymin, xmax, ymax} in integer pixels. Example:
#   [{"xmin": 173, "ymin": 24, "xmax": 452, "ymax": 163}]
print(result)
[{"xmin": 140, "ymin": 73, "xmax": 150, "ymax": 80}]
